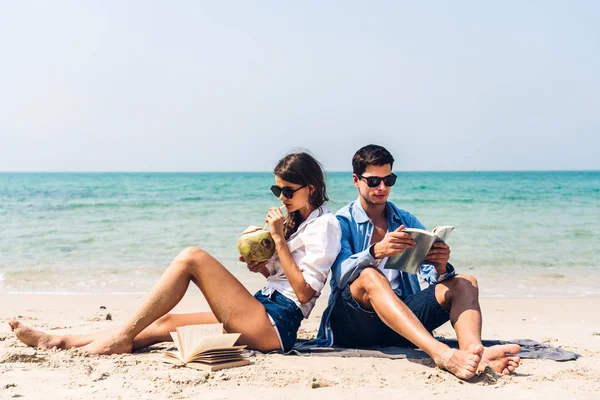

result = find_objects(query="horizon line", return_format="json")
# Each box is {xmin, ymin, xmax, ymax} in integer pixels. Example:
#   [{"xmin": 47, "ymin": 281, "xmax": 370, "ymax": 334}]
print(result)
[{"xmin": 1, "ymin": 169, "xmax": 598, "ymax": 173}]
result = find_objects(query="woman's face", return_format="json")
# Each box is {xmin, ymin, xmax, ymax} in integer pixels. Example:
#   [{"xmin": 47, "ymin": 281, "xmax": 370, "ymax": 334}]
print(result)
[{"xmin": 272, "ymin": 175, "xmax": 312, "ymax": 216}]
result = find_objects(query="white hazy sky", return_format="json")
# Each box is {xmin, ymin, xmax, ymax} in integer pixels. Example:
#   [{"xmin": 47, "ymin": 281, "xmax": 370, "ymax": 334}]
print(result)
[{"xmin": 1, "ymin": 1, "xmax": 598, "ymax": 172}]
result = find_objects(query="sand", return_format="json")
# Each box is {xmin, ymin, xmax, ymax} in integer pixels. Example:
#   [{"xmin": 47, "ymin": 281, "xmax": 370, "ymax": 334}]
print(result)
[{"xmin": 1, "ymin": 293, "xmax": 600, "ymax": 399}]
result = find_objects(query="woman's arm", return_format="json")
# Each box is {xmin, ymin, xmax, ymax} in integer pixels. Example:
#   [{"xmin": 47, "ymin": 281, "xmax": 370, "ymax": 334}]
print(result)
[
  {"xmin": 266, "ymin": 208, "xmax": 316, "ymax": 303},
  {"xmin": 273, "ymin": 236, "xmax": 316, "ymax": 303}
]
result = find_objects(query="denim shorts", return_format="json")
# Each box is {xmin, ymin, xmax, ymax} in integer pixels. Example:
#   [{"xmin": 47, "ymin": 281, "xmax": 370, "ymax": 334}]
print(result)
[
  {"xmin": 254, "ymin": 290, "xmax": 304, "ymax": 352},
  {"xmin": 330, "ymin": 282, "xmax": 450, "ymax": 348}
]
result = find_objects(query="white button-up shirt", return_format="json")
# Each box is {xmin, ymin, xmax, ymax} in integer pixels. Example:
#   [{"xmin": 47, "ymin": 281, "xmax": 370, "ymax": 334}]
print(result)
[{"xmin": 261, "ymin": 206, "xmax": 342, "ymax": 318}]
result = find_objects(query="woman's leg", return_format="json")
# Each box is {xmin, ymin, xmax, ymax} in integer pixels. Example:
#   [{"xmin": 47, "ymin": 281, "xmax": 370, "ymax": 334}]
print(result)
[
  {"xmin": 9, "ymin": 312, "xmax": 218, "ymax": 350},
  {"xmin": 132, "ymin": 312, "xmax": 220, "ymax": 350},
  {"xmin": 79, "ymin": 247, "xmax": 280, "ymax": 354}
]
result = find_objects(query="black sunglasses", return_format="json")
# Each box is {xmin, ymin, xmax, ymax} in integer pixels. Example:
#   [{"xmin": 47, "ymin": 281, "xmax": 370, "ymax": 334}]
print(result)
[
  {"xmin": 357, "ymin": 173, "xmax": 397, "ymax": 188},
  {"xmin": 270, "ymin": 185, "xmax": 306, "ymax": 199}
]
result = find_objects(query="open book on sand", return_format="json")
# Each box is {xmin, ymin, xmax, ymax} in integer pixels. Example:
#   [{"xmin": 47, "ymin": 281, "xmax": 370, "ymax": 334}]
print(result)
[
  {"xmin": 383, "ymin": 226, "xmax": 454, "ymax": 274},
  {"xmin": 161, "ymin": 323, "xmax": 250, "ymax": 371}
]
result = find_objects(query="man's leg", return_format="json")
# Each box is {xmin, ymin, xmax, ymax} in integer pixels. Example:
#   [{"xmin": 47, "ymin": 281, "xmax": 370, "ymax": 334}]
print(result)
[
  {"xmin": 349, "ymin": 268, "xmax": 481, "ymax": 379},
  {"xmin": 435, "ymin": 274, "xmax": 482, "ymax": 349},
  {"xmin": 434, "ymin": 274, "xmax": 521, "ymax": 375}
]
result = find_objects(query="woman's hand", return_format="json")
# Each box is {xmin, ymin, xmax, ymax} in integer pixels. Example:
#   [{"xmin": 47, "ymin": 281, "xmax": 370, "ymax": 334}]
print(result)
[
  {"xmin": 265, "ymin": 207, "xmax": 285, "ymax": 242},
  {"xmin": 238, "ymin": 256, "xmax": 270, "ymax": 278}
]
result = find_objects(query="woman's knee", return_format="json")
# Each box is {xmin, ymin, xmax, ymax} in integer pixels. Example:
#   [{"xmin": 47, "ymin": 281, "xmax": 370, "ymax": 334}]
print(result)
[{"xmin": 175, "ymin": 246, "xmax": 209, "ymax": 266}]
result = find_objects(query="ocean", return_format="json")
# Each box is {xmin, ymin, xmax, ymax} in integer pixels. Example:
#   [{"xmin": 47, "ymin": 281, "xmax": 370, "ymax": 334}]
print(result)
[{"xmin": 1, "ymin": 171, "xmax": 598, "ymax": 297}]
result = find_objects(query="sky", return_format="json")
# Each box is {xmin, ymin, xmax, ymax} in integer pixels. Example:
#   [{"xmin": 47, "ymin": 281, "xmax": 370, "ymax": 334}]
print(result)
[{"xmin": 1, "ymin": 1, "xmax": 599, "ymax": 172}]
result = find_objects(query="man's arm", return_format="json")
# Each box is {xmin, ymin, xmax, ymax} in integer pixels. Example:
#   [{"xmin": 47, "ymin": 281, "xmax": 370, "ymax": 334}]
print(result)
[
  {"xmin": 331, "ymin": 218, "xmax": 378, "ymax": 289},
  {"xmin": 333, "ymin": 219, "xmax": 416, "ymax": 288}
]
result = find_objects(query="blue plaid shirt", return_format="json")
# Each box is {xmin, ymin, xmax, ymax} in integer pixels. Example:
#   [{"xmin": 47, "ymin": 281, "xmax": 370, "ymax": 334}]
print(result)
[{"xmin": 315, "ymin": 198, "xmax": 456, "ymax": 346}]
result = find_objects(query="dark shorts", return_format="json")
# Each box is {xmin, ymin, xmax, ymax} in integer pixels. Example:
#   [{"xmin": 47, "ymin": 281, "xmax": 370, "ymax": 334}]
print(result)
[
  {"xmin": 330, "ymin": 282, "xmax": 450, "ymax": 348},
  {"xmin": 254, "ymin": 290, "xmax": 304, "ymax": 352}
]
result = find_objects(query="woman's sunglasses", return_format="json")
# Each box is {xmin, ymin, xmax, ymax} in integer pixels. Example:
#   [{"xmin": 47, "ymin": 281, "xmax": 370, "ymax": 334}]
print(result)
[
  {"xmin": 357, "ymin": 173, "xmax": 397, "ymax": 188},
  {"xmin": 270, "ymin": 185, "xmax": 305, "ymax": 199}
]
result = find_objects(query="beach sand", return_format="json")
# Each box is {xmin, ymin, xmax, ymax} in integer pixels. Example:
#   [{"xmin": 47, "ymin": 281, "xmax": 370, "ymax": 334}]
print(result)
[{"xmin": 1, "ymin": 293, "xmax": 599, "ymax": 399}]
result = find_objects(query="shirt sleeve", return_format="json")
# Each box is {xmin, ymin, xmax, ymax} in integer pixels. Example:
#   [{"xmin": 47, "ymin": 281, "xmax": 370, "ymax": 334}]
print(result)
[
  {"xmin": 419, "ymin": 262, "xmax": 456, "ymax": 284},
  {"xmin": 297, "ymin": 215, "xmax": 342, "ymax": 294},
  {"xmin": 332, "ymin": 217, "xmax": 379, "ymax": 289}
]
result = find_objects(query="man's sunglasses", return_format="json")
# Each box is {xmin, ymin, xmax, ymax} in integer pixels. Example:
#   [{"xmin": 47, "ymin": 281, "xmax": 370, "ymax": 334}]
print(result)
[
  {"xmin": 357, "ymin": 173, "xmax": 397, "ymax": 188},
  {"xmin": 270, "ymin": 185, "xmax": 305, "ymax": 199}
]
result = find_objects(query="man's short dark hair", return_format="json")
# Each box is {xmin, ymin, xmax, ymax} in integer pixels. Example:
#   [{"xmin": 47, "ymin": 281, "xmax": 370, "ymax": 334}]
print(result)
[{"xmin": 352, "ymin": 144, "xmax": 395, "ymax": 175}]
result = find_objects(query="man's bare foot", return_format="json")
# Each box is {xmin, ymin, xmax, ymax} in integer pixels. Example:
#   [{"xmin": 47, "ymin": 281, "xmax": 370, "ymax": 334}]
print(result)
[
  {"xmin": 80, "ymin": 334, "xmax": 133, "ymax": 355},
  {"xmin": 8, "ymin": 319, "xmax": 64, "ymax": 349},
  {"xmin": 475, "ymin": 344, "xmax": 521, "ymax": 375},
  {"xmin": 433, "ymin": 344, "xmax": 483, "ymax": 379}
]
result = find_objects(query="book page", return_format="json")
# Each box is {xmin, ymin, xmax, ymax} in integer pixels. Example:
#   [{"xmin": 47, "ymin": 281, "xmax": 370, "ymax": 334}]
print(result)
[
  {"xmin": 163, "ymin": 350, "xmax": 184, "ymax": 363},
  {"xmin": 175, "ymin": 323, "xmax": 224, "ymax": 361},
  {"xmin": 184, "ymin": 359, "xmax": 251, "ymax": 372},
  {"xmin": 170, "ymin": 331, "xmax": 180, "ymax": 349},
  {"xmin": 185, "ymin": 333, "xmax": 241, "ymax": 362},
  {"xmin": 199, "ymin": 346, "xmax": 246, "ymax": 356},
  {"xmin": 384, "ymin": 231, "xmax": 437, "ymax": 274},
  {"xmin": 402, "ymin": 228, "xmax": 431, "ymax": 236},
  {"xmin": 166, "ymin": 332, "xmax": 184, "ymax": 362},
  {"xmin": 176, "ymin": 323, "xmax": 223, "ymax": 338},
  {"xmin": 432, "ymin": 226, "xmax": 454, "ymax": 242},
  {"xmin": 191, "ymin": 353, "xmax": 247, "ymax": 362},
  {"xmin": 383, "ymin": 226, "xmax": 454, "ymax": 273}
]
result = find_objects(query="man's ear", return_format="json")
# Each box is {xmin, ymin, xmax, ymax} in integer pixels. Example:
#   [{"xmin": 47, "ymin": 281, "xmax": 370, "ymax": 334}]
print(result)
[{"xmin": 352, "ymin": 174, "xmax": 360, "ymax": 188}]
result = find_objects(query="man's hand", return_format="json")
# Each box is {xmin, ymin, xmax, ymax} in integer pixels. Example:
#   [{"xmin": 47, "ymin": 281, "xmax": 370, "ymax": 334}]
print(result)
[
  {"xmin": 372, "ymin": 225, "xmax": 416, "ymax": 259},
  {"xmin": 239, "ymin": 255, "xmax": 270, "ymax": 278},
  {"xmin": 425, "ymin": 242, "xmax": 451, "ymax": 274}
]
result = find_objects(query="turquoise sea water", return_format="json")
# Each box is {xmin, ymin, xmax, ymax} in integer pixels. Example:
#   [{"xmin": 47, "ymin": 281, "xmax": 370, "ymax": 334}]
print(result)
[{"xmin": 1, "ymin": 171, "xmax": 598, "ymax": 296}]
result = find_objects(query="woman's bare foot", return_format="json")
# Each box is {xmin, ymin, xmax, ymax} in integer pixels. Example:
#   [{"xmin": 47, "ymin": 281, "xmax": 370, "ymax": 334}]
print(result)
[
  {"xmin": 8, "ymin": 319, "xmax": 64, "ymax": 349},
  {"xmin": 433, "ymin": 344, "xmax": 483, "ymax": 380},
  {"xmin": 476, "ymin": 344, "xmax": 521, "ymax": 375},
  {"xmin": 80, "ymin": 334, "xmax": 133, "ymax": 355}
]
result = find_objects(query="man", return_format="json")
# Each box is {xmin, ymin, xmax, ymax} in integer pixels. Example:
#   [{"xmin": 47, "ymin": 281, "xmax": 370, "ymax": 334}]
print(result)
[{"xmin": 317, "ymin": 144, "xmax": 520, "ymax": 379}]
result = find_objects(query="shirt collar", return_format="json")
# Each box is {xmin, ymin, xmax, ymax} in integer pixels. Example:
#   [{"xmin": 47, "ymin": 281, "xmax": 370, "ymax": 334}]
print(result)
[
  {"xmin": 292, "ymin": 206, "xmax": 330, "ymax": 234},
  {"xmin": 351, "ymin": 197, "xmax": 403, "ymax": 224},
  {"xmin": 351, "ymin": 197, "xmax": 370, "ymax": 223}
]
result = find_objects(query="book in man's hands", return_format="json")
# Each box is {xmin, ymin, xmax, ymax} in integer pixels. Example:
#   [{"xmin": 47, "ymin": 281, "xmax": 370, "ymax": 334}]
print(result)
[
  {"xmin": 382, "ymin": 226, "xmax": 454, "ymax": 274},
  {"xmin": 161, "ymin": 323, "xmax": 250, "ymax": 371}
]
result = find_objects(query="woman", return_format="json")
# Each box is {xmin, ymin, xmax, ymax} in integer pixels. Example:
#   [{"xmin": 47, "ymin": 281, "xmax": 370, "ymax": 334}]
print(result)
[{"xmin": 9, "ymin": 152, "xmax": 341, "ymax": 353}]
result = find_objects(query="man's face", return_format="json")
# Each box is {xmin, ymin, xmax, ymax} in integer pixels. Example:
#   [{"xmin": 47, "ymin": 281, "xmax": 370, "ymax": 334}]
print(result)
[{"xmin": 353, "ymin": 164, "xmax": 394, "ymax": 206}]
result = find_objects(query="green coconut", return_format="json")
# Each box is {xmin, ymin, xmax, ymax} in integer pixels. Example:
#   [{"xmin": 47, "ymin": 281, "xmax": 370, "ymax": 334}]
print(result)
[{"xmin": 237, "ymin": 227, "xmax": 276, "ymax": 263}]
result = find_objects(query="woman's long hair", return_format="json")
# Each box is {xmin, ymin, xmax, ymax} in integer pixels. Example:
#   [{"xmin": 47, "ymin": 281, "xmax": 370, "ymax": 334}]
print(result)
[{"xmin": 273, "ymin": 151, "xmax": 328, "ymax": 240}]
